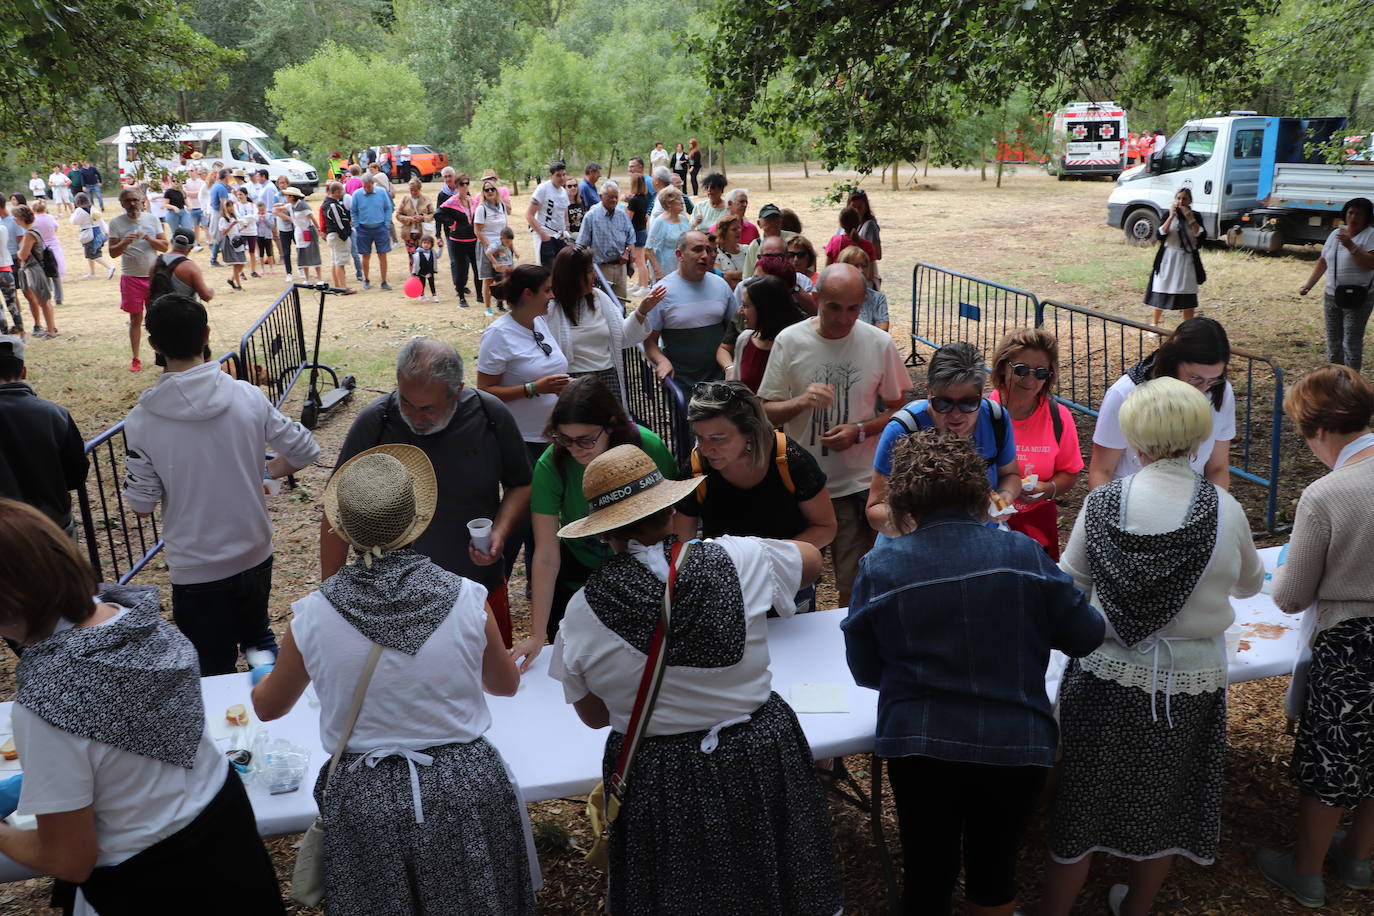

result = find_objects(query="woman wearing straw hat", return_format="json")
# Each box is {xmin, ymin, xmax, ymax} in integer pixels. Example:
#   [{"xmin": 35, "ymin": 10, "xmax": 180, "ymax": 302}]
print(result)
[
  {"xmin": 253, "ymin": 445, "xmax": 537, "ymax": 916},
  {"xmin": 548, "ymin": 444, "xmax": 842, "ymax": 916},
  {"xmin": 283, "ymin": 187, "xmax": 322, "ymax": 282}
]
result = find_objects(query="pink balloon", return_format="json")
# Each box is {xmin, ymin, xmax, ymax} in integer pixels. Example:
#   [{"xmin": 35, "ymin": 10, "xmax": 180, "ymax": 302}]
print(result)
[{"xmin": 403, "ymin": 276, "xmax": 424, "ymax": 298}]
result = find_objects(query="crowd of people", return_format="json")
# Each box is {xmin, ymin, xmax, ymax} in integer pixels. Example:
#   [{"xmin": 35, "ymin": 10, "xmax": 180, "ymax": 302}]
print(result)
[{"xmin": 0, "ymin": 145, "xmax": 1372, "ymax": 916}]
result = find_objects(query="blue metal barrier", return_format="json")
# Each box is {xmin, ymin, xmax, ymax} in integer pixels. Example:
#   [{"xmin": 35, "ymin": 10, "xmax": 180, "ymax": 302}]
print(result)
[
  {"xmin": 910, "ymin": 263, "xmax": 1042, "ymax": 365},
  {"xmin": 1039, "ymin": 299, "xmax": 1286, "ymax": 532},
  {"xmin": 77, "ymin": 350, "xmax": 243, "ymax": 583}
]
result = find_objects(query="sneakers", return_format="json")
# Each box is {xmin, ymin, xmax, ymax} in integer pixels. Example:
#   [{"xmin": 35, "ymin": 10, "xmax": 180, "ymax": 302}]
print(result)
[
  {"xmin": 106, "ymin": 265, "xmax": 117, "ymax": 279},
  {"xmin": 283, "ymin": 273, "xmax": 294, "ymax": 284},
  {"xmin": 459, "ymin": 296, "xmax": 469, "ymax": 308},
  {"xmin": 1258, "ymin": 848, "xmax": 1325, "ymax": 908},
  {"xmin": 1107, "ymin": 884, "xmax": 1127, "ymax": 916},
  {"xmin": 31, "ymin": 327, "xmax": 48, "ymax": 340},
  {"xmin": 363, "ymin": 280, "xmax": 372, "ymax": 290},
  {"xmin": 193, "ymin": 244, "xmax": 203, "ymax": 252},
  {"xmin": 130, "ymin": 357, "xmax": 142, "ymax": 373},
  {"xmin": 1330, "ymin": 830, "xmax": 1373, "ymax": 890},
  {"xmin": 380, "ymin": 282, "xmax": 393, "ymax": 291}
]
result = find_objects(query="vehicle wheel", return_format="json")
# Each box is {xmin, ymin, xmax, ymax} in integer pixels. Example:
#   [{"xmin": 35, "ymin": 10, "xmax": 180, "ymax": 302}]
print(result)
[
  {"xmin": 1123, "ymin": 208, "xmax": 1160, "ymax": 246},
  {"xmin": 409, "ymin": 166, "xmax": 423, "ymax": 182},
  {"xmin": 1056, "ymin": 173, "xmax": 1067, "ymax": 181},
  {"xmin": 300, "ymin": 401, "xmax": 319, "ymax": 430}
]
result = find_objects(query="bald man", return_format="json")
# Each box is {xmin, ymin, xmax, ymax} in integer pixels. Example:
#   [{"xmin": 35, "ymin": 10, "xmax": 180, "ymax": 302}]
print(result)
[{"xmin": 757, "ymin": 263, "xmax": 909, "ymax": 605}]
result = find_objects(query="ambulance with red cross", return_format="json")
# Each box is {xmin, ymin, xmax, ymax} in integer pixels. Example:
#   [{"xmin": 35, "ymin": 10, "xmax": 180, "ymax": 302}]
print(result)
[{"xmin": 1050, "ymin": 101, "xmax": 1128, "ymax": 180}]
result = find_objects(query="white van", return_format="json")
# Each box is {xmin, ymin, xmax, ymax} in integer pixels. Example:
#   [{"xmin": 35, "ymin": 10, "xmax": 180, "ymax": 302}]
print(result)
[
  {"xmin": 101, "ymin": 121, "xmax": 319, "ymax": 194},
  {"xmin": 1107, "ymin": 114, "xmax": 1267, "ymax": 243}
]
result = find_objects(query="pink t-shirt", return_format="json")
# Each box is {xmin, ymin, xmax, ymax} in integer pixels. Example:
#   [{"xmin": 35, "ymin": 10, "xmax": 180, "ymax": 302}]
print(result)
[
  {"xmin": 343, "ymin": 178, "xmax": 363, "ymax": 195},
  {"xmin": 988, "ymin": 391, "xmax": 1084, "ymax": 510},
  {"xmin": 824, "ymin": 232, "xmax": 876, "ymax": 263}
]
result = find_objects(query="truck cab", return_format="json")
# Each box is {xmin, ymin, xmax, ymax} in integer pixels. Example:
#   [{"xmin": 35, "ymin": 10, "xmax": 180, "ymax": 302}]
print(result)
[{"xmin": 1107, "ymin": 114, "xmax": 1267, "ymax": 243}]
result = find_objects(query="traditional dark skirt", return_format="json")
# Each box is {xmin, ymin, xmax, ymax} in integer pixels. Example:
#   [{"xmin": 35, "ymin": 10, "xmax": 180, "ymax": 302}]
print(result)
[
  {"xmin": 571, "ymin": 366, "xmax": 623, "ymax": 404},
  {"xmin": 604, "ymin": 692, "xmax": 842, "ymax": 916},
  {"xmin": 1146, "ymin": 291, "xmax": 1198, "ymax": 311},
  {"xmin": 1292, "ymin": 617, "xmax": 1374, "ymax": 809},
  {"xmin": 1050, "ymin": 661, "xmax": 1226, "ymax": 865},
  {"xmin": 69, "ymin": 764, "xmax": 284, "ymax": 915},
  {"xmin": 314, "ymin": 737, "xmax": 535, "ymax": 916}
]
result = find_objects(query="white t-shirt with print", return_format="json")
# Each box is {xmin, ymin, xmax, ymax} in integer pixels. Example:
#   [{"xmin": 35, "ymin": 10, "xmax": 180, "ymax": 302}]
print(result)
[
  {"xmin": 1322, "ymin": 225, "xmax": 1374, "ymax": 294},
  {"xmin": 757, "ymin": 318, "xmax": 910, "ymax": 498},
  {"xmin": 476, "ymin": 313, "xmax": 569, "ymax": 442},
  {"xmin": 530, "ymin": 180, "xmax": 569, "ymax": 239},
  {"xmin": 1093, "ymin": 372, "xmax": 1236, "ymax": 479}
]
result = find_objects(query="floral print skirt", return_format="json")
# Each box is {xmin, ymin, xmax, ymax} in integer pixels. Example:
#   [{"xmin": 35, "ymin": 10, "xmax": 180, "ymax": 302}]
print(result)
[{"xmin": 1292, "ymin": 617, "xmax": 1374, "ymax": 809}]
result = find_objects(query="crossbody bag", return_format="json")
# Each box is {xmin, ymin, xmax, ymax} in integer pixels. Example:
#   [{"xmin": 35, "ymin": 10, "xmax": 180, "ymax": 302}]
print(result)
[
  {"xmin": 584, "ymin": 539, "xmax": 695, "ymax": 870},
  {"xmin": 1333, "ymin": 241, "xmax": 1374, "ymax": 309},
  {"xmin": 291, "ymin": 641, "xmax": 384, "ymax": 906}
]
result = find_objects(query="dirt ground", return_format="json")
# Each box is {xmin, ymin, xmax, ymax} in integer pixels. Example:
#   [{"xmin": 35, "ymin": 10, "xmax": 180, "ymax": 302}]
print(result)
[{"xmin": 0, "ymin": 164, "xmax": 1361, "ymax": 914}]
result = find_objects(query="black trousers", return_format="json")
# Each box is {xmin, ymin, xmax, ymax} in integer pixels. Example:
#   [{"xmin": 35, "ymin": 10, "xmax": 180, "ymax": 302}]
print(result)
[
  {"xmin": 279, "ymin": 228, "xmax": 294, "ymax": 274},
  {"xmin": 447, "ymin": 236, "xmax": 479, "ymax": 296},
  {"xmin": 886, "ymin": 755, "xmax": 1047, "ymax": 915},
  {"xmin": 689, "ymin": 165, "xmax": 701, "ymax": 195},
  {"xmin": 170, "ymin": 555, "xmax": 277, "ymax": 676}
]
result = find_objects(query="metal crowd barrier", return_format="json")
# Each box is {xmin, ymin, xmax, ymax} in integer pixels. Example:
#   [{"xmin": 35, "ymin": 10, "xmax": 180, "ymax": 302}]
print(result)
[
  {"xmin": 909, "ymin": 262, "xmax": 1042, "ymax": 366},
  {"xmin": 77, "ymin": 350, "xmax": 244, "ymax": 584},
  {"xmin": 593, "ymin": 264, "xmax": 693, "ymax": 466},
  {"xmin": 1039, "ymin": 300, "xmax": 1286, "ymax": 532},
  {"xmin": 238, "ymin": 284, "xmax": 310, "ymax": 409}
]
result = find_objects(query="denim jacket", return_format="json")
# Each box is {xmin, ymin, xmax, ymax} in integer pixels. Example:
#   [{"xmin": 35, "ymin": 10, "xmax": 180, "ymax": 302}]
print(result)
[{"xmin": 842, "ymin": 508, "xmax": 1104, "ymax": 767}]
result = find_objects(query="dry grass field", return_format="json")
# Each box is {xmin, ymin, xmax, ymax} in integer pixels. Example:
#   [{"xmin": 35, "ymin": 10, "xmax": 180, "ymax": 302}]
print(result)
[{"xmin": 0, "ymin": 164, "xmax": 1360, "ymax": 914}]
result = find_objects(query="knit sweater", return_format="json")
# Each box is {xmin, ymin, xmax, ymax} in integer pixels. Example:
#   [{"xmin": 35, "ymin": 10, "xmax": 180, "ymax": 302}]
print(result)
[{"xmin": 1273, "ymin": 454, "xmax": 1374, "ymax": 634}]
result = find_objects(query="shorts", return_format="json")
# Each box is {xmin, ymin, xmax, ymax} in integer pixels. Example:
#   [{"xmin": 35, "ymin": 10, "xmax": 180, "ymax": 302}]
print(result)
[
  {"xmin": 354, "ymin": 223, "xmax": 392, "ymax": 255},
  {"xmin": 634, "ymin": 228, "xmax": 648, "ymax": 247},
  {"xmin": 120, "ymin": 274, "xmax": 152, "ymax": 314},
  {"xmin": 82, "ymin": 226, "xmax": 107, "ymax": 260},
  {"xmin": 327, "ymin": 232, "xmax": 352, "ymax": 267},
  {"xmin": 187, "ymin": 208, "xmax": 204, "ymax": 228}
]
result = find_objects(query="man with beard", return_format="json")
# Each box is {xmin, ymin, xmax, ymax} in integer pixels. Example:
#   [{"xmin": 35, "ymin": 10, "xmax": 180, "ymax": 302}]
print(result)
[{"xmin": 321, "ymin": 337, "xmax": 531, "ymax": 645}]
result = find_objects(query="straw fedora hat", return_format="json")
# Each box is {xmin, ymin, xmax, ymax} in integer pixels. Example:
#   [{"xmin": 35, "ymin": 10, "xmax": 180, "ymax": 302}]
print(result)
[
  {"xmin": 557, "ymin": 445, "xmax": 702, "ymax": 539},
  {"xmin": 324, "ymin": 445, "xmax": 438, "ymax": 556}
]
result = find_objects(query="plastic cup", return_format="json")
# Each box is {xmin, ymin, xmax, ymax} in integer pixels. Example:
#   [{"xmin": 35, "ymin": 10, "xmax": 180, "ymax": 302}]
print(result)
[
  {"xmin": 1224, "ymin": 623, "xmax": 1243, "ymax": 658},
  {"xmin": 467, "ymin": 518, "xmax": 493, "ymax": 554}
]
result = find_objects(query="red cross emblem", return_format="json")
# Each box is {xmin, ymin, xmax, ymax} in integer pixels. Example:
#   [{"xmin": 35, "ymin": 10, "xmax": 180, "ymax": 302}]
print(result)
[
  {"xmin": 1071, "ymin": 125, "xmax": 1088, "ymax": 140},
  {"xmin": 1099, "ymin": 125, "xmax": 1116, "ymax": 139}
]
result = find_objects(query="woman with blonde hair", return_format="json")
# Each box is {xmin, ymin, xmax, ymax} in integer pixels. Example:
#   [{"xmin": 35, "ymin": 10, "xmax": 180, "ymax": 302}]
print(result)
[
  {"xmin": 834, "ymin": 246, "xmax": 888, "ymax": 330},
  {"xmin": 1041, "ymin": 376, "xmax": 1264, "ymax": 916},
  {"xmin": 714, "ymin": 213, "xmax": 747, "ymax": 283},
  {"xmin": 645, "ymin": 186, "xmax": 689, "ymax": 286},
  {"xmin": 1259, "ymin": 365, "xmax": 1374, "ymax": 907},
  {"xmin": 987, "ymin": 328, "xmax": 1083, "ymax": 560}
]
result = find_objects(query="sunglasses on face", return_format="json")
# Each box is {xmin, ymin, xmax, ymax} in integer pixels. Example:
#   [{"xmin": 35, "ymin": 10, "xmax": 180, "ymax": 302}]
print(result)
[
  {"xmin": 1011, "ymin": 363, "xmax": 1052, "ymax": 381},
  {"xmin": 552, "ymin": 428, "xmax": 608, "ymax": 450},
  {"xmin": 483, "ymin": 186, "xmax": 497, "ymax": 193},
  {"xmin": 458, "ymin": 180, "xmax": 470, "ymax": 186},
  {"xmin": 929, "ymin": 395, "xmax": 982, "ymax": 414}
]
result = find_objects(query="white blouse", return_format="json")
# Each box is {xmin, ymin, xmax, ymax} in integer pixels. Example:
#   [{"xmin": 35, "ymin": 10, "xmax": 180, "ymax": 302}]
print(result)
[{"xmin": 549, "ymin": 536, "xmax": 803, "ymax": 736}]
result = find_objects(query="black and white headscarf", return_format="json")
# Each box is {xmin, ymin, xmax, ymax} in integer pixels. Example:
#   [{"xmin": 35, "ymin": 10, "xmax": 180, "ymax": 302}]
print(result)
[
  {"xmin": 16, "ymin": 585, "xmax": 204, "ymax": 769},
  {"xmin": 1126, "ymin": 353, "xmax": 1157, "ymax": 387},
  {"xmin": 320, "ymin": 548, "xmax": 462, "ymax": 655},
  {"xmin": 1083, "ymin": 473, "xmax": 1219, "ymax": 647}
]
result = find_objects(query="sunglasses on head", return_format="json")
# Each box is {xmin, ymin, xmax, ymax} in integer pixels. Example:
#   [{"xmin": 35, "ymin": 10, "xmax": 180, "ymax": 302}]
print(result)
[
  {"xmin": 1011, "ymin": 363, "xmax": 1052, "ymax": 381},
  {"xmin": 929, "ymin": 395, "xmax": 982, "ymax": 414},
  {"xmin": 693, "ymin": 381, "xmax": 746, "ymax": 401}
]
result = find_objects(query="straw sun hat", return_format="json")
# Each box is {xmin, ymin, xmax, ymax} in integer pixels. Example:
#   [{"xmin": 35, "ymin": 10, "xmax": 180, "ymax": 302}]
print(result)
[
  {"xmin": 324, "ymin": 445, "xmax": 438, "ymax": 558},
  {"xmin": 557, "ymin": 445, "xmax": 703, "ymax": 539}
]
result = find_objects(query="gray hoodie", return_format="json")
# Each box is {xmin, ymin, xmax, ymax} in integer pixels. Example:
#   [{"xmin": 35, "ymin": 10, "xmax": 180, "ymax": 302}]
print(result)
[{"xmin": 122, "ymin": 359, "xmax": 320, "ymax": 584}]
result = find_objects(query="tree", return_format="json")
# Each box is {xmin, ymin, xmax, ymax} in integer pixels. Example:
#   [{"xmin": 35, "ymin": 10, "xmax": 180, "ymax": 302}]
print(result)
[
  {"xmin": 266, "ymin": 43, "xmax": 429, "ymax": 155},
  {"xmin": 0, "ymin": 0, "xmax": 233, "ymax": 157},
  {"xmin": 390, "ymin": 0, "xmax": 526, "ymax": 143},
  {"xmin": 696, "ymin": 0, "xmax": 1271, "ymax": 172}
]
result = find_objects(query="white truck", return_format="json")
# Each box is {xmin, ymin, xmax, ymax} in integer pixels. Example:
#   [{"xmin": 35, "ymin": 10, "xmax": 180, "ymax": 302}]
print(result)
[
  {"xmin": 1050, "ymin": 102, "xmax": 1128, "ymax": 180},
  {"xmin": 1107, "ymin": 113, "xmax": 1371, "ymax": 251},
  {"xmin": 101, "ymin": 121, "xmax": 319, "ymax": 195}
]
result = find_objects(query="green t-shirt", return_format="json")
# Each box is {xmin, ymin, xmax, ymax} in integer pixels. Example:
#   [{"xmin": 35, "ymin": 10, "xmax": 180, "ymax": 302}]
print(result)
[{"xmin": 530, "ymin": 426, "xmax": 679, "ymax": 574}]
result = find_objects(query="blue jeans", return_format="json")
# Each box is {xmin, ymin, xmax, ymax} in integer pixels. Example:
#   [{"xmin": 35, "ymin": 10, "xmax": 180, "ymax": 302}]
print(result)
[
  {"xmin": 90, "ymin": 183, "xmax": 103, "ymax": 209},
  {"xmin": 171, "ymin": 555, "xmax": 278, "ymax": 676},
  {"xmin": 187, "ymin": 208, "xmax": 204, "ymax": 228}
]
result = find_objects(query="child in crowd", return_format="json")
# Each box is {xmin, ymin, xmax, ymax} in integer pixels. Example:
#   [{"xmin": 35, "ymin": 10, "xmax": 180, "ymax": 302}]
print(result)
[
  {"xmin": 484, "ymin": 226, "xmax": 516, "ymax": 315},
  {"xmin": 411, "ymin": 233, "xmax": 438, "ymax": 302},
  {"xmin": 256, "ymin": 202, "xmax": 276, "ymax": 273}
]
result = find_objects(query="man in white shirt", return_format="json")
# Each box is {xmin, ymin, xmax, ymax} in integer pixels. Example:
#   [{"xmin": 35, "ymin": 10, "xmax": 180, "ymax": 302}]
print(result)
[
  {"xmin": 758, "ymin": 263, "xmax": 909, "ymax": 606},
  {"xmin": 525, "ymin": 160, "xmax": 570, "ymax": 267},
  {"xmin": 27, "ymin": 172, "xmax": 46, "ymax": 199},
  {"xmin": 108, "ymin": 188, "xmax": 169, "ymax": 372},
  {"xmin": 649, "ymin": 142, "xmax": 670, "ymax": 171}
]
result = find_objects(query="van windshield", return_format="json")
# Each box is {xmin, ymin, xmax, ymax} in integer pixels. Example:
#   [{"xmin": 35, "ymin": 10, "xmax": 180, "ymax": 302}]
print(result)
[{"xmin": 256, "ymin": 136, "xmax": 290, "ymax": 160}]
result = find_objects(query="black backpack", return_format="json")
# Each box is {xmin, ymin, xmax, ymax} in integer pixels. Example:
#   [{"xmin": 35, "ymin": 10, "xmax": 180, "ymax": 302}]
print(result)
[{"xmin": 148, "ymin": 254, "xmax": 187, "ymax": 303}]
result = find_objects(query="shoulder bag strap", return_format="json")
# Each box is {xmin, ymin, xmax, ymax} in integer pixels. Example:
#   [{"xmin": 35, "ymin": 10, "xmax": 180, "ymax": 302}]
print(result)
[
  {"xmin": 321, "ymin": 641, "xmax": 384, "ymax": 793},
  {"xmin": 607, "ymin": 539, "xmax": 695, "ymax": 809}
]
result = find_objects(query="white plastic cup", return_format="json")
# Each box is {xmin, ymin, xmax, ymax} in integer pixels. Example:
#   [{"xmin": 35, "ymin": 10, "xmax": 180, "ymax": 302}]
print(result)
[
  {"xmin": 1224, "ymin": 623, "xmax": 1243, "ymax": 658},
  {"xmin": 467, "ymin": 518, "xmax": 493, "ymax": 555}
]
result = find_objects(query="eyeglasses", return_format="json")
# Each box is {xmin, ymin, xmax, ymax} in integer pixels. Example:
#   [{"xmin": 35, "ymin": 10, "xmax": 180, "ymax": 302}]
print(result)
[
  {"xmin": 929, "ymin": 395, "xmax": 983, "ymax": 414},
  {"xmin": 532, "ymin": 329, "xmax": 552, "ymax": 357},
  {"xmin": 1185, "ymin": 372, "xmax": 1226, "ymax": 391},
  {"xmin": 552, "ymin": 428, "xmax": 608, "ymax": 450},
  {"xmin": 1011, "ymin": 363, "xmax": 1053, "ymax": 381}
]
